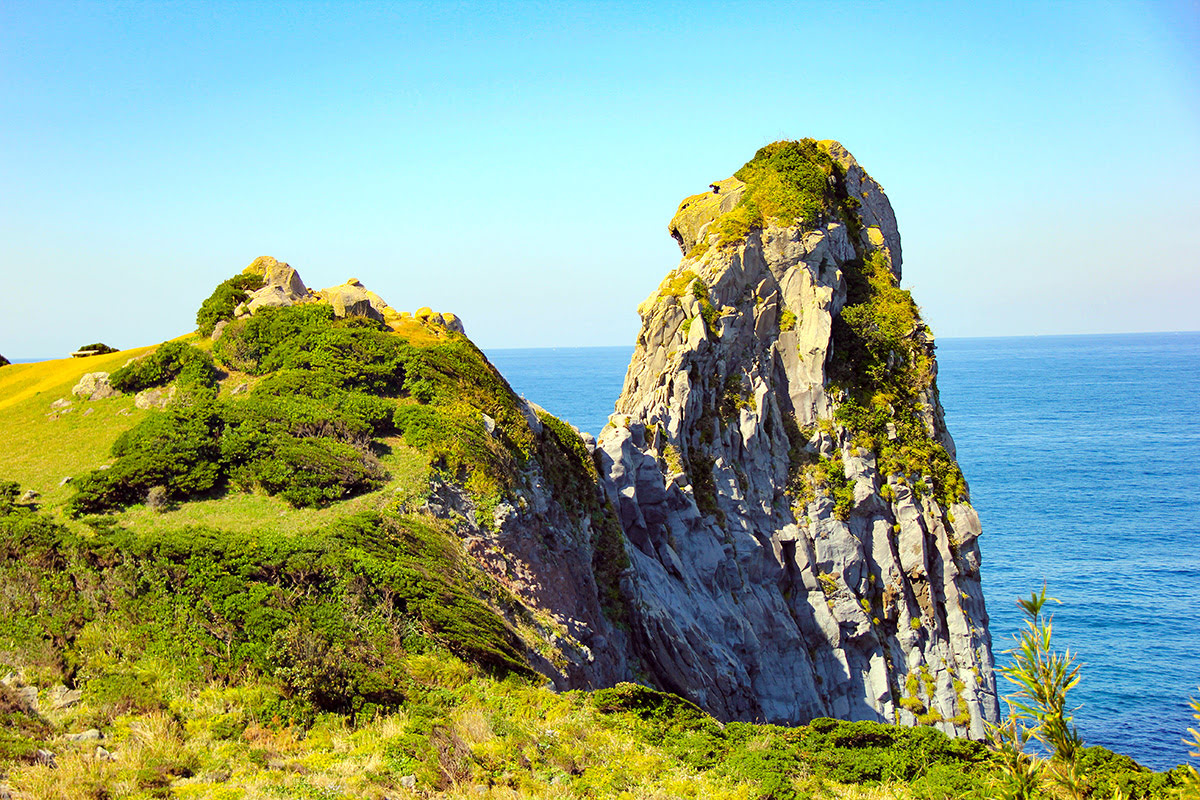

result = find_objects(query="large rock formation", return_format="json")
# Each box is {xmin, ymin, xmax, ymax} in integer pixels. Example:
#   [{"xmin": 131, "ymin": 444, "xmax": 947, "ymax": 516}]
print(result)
[{"xmin": 594, "ymin": 140, "xmax": 998, "ymax": 738}]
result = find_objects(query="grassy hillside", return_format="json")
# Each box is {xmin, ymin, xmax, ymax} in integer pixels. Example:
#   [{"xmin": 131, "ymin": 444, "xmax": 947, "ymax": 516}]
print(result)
[{"xmin": 0, "ymin": 346, "xmax": 156, "ymax": 510}]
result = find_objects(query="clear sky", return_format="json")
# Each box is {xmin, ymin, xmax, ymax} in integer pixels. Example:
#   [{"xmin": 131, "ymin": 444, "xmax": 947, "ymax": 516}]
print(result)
[{"xmin": 2, "ymin": 1, "xmax": 1197, "ymax": 357}]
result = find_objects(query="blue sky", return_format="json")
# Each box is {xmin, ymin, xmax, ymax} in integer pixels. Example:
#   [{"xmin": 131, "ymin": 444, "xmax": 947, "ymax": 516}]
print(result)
[{"xmin": 2, "ymin": 1, "xmax": 1197, "ymax": 356}]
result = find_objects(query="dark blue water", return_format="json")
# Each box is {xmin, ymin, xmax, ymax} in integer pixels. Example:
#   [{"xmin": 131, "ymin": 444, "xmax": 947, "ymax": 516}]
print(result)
[{"xmin": 487, "ymin": 332, "xmax": 1200, "ymax": 771}]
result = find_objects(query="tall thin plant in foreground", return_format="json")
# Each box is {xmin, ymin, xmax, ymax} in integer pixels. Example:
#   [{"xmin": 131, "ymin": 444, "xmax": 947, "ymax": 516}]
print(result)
[
  {"xmin": 991, "ymin": 585, "xmax": 1085, "ymax": 799},
  {"xmin": 1183, "ymin": 693, "xmax": 1200, "ymax": 800}
]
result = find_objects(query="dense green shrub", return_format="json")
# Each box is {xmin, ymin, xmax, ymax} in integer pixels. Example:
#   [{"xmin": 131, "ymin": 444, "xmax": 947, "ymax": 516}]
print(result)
[
  {"xmin": 195, "ymin": 273, "xmax": 263, "ymax": 336},
  {"xmin": 110, "ymin": 341, "xmax": 218, "ymax": 393},
  {"xmin": 0, "ymin": 505, "xmax": 532, "ymax": 723},
  {"xmin": 238, "ymin": 436, "xmax": 386, "ymax": 507},
  {"xmin": 0, "ymin": 353, "xmax": 9, "ymax": 367},
  {"xmin": 77, "ymin": 342, "xmax": 119, "ymax": 355},
  {"xmin": 0, "ymin": 480, "xmax": 19, "ymax": 512},
  {"xmin": 68, "ymin": 395, "xmax": 225, "ymax": 515},
  {"xmin": 214, "ymin": 304, "xmax": 408, "ymax": 396}
]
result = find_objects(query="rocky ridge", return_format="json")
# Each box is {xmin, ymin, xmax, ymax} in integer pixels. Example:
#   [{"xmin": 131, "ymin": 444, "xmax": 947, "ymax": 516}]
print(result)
[
  {"xmin": 593, "ymin": 140, "xmax": 998, "ymax": 737},
  {"xmin": 229, "ymin": 255, "xmax": 465, "ymax": 335}
]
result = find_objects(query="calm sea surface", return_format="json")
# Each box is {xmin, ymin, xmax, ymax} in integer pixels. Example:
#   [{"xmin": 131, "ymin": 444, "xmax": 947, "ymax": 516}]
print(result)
[{"xmin": 487, "ymin": 332, "xmax": 1200, "ymax": 770}]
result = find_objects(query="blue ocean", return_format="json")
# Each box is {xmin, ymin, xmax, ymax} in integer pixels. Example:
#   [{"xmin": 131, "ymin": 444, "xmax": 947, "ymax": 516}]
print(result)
[{"xmin": 487, "ymin": 332, "xmax": 1200, "ymax": 771}]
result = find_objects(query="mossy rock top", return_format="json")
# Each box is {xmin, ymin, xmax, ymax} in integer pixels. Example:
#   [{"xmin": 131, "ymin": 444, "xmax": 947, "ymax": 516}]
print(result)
[
  {"xmin": 667, "ymin": 139, "xmax": 862, "ymax": 262},
  {"xmin": 669, "ymin": 176, "xmax": 746, "ymax": 255}
]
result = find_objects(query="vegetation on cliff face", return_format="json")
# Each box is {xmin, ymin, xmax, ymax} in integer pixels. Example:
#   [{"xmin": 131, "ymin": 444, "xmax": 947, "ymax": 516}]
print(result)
[{"xmin": 830, "ymin": 250, "xmax": 966, "ymax": 509}]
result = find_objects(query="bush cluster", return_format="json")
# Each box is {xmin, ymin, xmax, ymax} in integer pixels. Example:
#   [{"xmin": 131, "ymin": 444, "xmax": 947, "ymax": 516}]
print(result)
[
  {"xmin": 69, "ymin": 378, "xmax": 390, "ymax": 515},
  {"xmin": 109, "ymin": 341, "xmax": 218, "ymax": 394},
  {"xmin": 76, "ymin": 342, "xmax": 119, "ymax": 355},
  {"xmin": 70, "ymin": 300, "xmax": 563, "ymax": 519},
  {"xmin": 831, "ymin": 250, "xmax": 967, "ymax": 508},
  {"xmin": 195, "ymin": 272, "xmax": 264, "ymax": 336}
]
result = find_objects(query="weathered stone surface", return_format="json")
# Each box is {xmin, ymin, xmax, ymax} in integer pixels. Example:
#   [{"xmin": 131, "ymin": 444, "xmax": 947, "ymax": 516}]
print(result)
[
  {"xmin": 237, "ymin": 256, "xmax": 310, "ymax": 317},
  {"xmin": 50, "ymin": 398, "xmax": 72, "ymax": 409},
  {"xmin": 134, "ymin": 386, "xmax": 176, "ymax": 410},
  {"xmin": 72, "ymin": 372, "xmax": 119, "ymax": 401},
  {"xmin": 48, "ymin": 685, "xmax": 82, "ymax": 709},
  {"xmin": 595, "ymin": 140, "xmax": 997, "ymax": 738},
  {"xmin": 319, "ymin": 279, "xmax": 386, "ymax": 322},
  {"xmin": 63, "ymin": 728, "xmax": 103, "ymax": 742}
]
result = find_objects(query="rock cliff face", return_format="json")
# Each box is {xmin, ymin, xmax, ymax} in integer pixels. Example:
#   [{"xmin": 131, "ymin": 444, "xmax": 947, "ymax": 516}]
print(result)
[{"xmin": 594, "ymin": 140, "xmax": 999, "ymax": 738}]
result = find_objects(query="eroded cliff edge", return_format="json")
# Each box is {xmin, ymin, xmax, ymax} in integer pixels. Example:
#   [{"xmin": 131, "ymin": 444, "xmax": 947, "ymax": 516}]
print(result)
[{"xmin": 594, "ymin": 140, "xmax": 999, "ymax": 738}]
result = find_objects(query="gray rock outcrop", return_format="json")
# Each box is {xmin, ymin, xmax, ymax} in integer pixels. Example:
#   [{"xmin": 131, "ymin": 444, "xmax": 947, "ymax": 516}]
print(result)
[
  {"xmin": 134, "ymin": 386, "xmax": 176, "ymax": 410},
  {"xmin": 318, "ymin": 279, "xmax": 390, "ymax": 322},
  {"xmin": 72, "ymin": 372, "xmax": 119, "ymax": 401},
  {"xmin": 594, "ymin": 140, "xmax": 997, "ymax": 738},
  {"xmin": 236, "ymin": 256, "xmax": 310, "ymax": 317}
]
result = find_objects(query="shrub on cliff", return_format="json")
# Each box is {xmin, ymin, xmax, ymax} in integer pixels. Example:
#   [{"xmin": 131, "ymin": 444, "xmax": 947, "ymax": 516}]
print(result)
[
  {"xmin": 215, "ymin": 304, "xmax": 407, "ymax": 394},
  {"xmin": 0, "ymin": 353, "xmax": 8, "ymax": 367},
  {"xmin": 109, "ymin": 341, "xmax": 218, "ymax": 393},
  {"xmin": 195, "ymin": 272, "xmax": 264, "ymax": 336}
]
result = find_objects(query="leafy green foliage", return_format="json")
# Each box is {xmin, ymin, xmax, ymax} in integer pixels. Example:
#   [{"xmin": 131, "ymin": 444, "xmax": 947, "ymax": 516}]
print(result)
[
  {"xmin": 0, "ymin": 504, "xmax": 533, "ymax": 726},
  {"xmin": 590, "ymin": 687, "xmax": 999, "ymax": 799},
  {"xmin": 999, "ymin": 587, "xmax": 1082, "ymax": 763},
  {"xmin": 691, "ymin": 278, "xmax": 721, "ymax": 335},
  {"xmin": 686, "ymin": 451, "xmax": 723, "ymax": 522},
  {"xmin": 70, "ymin": 306, "xmax": 423, "ymax": 514},
  {"xmin": 195, "ymin": 272, "xmax": 264, "ymax": 336},
  {"xmin": 236, "ymin": 437, "xmax": 386, "ymax": 507},
  {"xmin": 68, "ymin": 393, "xmax": 225, "ymax": 514},
  {"xmin": 831, "ymin": 250, "xmax": 966, "ymax": 508},
  {"xmin": 109, "ymin": 341, "xmax": 218, "ymax": 393},
  {"xmin": 983, "ymin": 587, "xmax": 1188, "ymax": 800},
  {"xmin": 215, "ymin": 304, "xmax": 408, "ymax": 395},
  {"xmin": 0, "ymin": 480, "xmax": 19, "ymax": 512}
]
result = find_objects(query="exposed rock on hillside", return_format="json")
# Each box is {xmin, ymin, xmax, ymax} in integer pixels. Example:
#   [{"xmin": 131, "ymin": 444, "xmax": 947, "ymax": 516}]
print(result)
[
  {"xmin": 236, "ymin": 256, "xmax": 311, "ymax": 316},
  {"xmin": 71, "ymin": 372, "xmax": 119, "ymax": 401},
  {"xmin": 596, "ymin": 139, "xmax": 998, "ymax": 737},
  {"xmin": 228, "ymin": 257, "xmax": 467, "ymax": 336}
]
